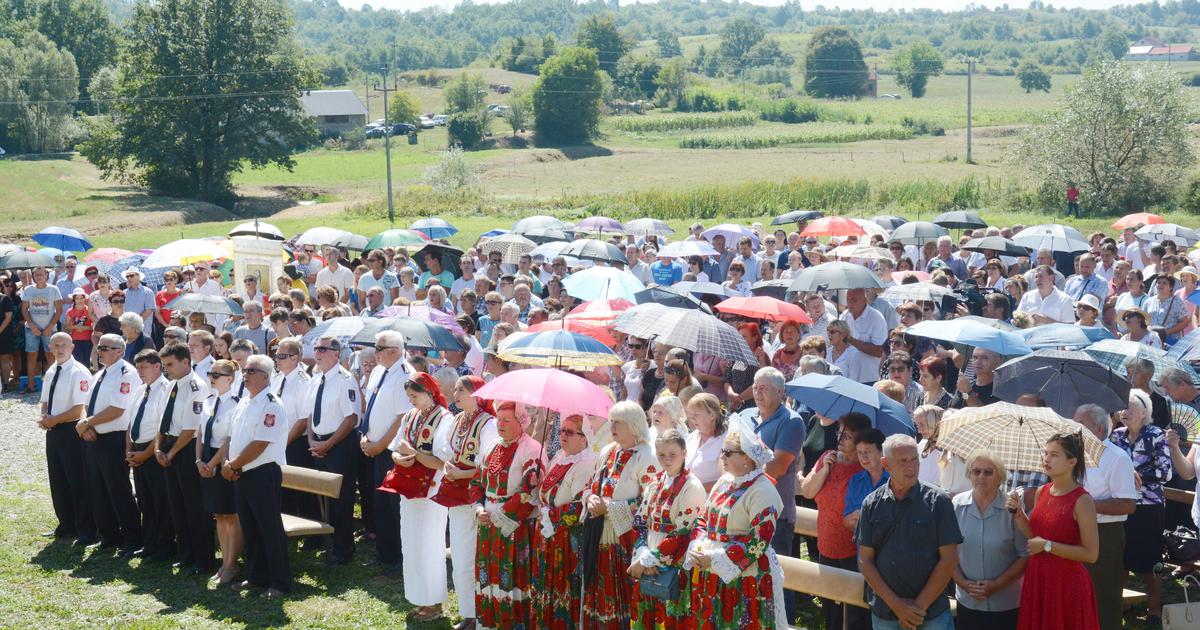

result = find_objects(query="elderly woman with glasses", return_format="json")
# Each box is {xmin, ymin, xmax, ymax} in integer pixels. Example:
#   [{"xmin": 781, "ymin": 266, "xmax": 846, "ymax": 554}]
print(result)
[
  {"xmin": 196, "ymin": 358, "xmax": 245, "ymax": 586},
  {"xmin": 581, "ymin": 401, "xmax": 658, "ymax": 629},
  {"xmin": 684, "ymin": 415, "xmax": 787, "ymax": 629},
  {"xmin": 953, "ymin": 450, "xmax": 1028, "ymax": 630},
  {"xmin": 120, "ymin": 311, "xmax": 155, "ymax": 363}
]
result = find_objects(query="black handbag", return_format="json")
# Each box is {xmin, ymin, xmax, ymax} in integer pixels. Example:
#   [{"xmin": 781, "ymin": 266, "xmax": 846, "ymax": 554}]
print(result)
[
  {"xmin": 1165, "ymin": 526, "xmax": 1200, "ymax": 564},
  {"xmin": 639, "ymin": 566, "xmax": 681, "ymax": 600}
]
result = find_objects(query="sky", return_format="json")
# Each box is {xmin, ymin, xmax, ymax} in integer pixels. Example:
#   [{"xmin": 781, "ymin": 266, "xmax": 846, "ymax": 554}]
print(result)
[{"xmin": 358, "ymin": 0, "xmax": 1132, "ymax": 12}]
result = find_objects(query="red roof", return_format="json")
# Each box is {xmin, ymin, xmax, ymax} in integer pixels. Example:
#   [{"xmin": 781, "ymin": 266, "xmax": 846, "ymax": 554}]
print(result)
[{"xmin": 1148, "ymin": 45, "xmax": 1194, "ymax": 55}]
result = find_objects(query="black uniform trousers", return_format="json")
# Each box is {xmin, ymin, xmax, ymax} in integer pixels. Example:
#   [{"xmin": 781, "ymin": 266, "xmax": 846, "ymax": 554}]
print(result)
[
  {"xmin": 372, "ymin": 450, "xmax": 401, "ymax": 565},
  {"xmin": 282, "ymin": 438, "xmax": 320, "ymax": 520},
  {"xmin": 46, "ymin": 423, "xmax": 93, "ymax": 540},
  {"xmin": 235, "ymin": 463, "xmax": 292, "ymax": 592},
  {"xmin": 357, "ymin": 447, "xmax": 376, "ymax": 536},
  {"xmin": 83, "ymin": 431, "xmax": 141, "ymax": 549},
  {"xmin": 312, "ymin": 431, "xmax": 359, "ymax": 560},
  {"xmin": 162, "ymin": 436, "xmax": 214, "ymax": 568},
  {"xmin": 130, "ymin": 441, "xmax": 174, "ymax": 556}
]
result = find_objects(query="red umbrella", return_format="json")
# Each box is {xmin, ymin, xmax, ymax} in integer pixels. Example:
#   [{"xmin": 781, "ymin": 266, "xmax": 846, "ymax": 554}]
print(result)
[
  {"xmin": 800, "ymin": 216, "xmax": 866, "ymax": 238},
  {"xmin": 565, "ymin": 298, "xmax": 634, "ymax": 326},
  {"xmin": 715, "ymin": 296, "xmax": 812, "ymax": 323},
  {"xmin": 1113, "ymin": 213, "xmax": 1164, "ymax": 230},
  {"xmin": 526, "ymin": 319, "xmax": 617, "ymax": 346}
]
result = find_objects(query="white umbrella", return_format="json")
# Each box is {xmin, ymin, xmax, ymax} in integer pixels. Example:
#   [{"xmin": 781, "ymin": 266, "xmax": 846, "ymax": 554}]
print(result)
[
  {"xmin": 625, "ymin": 218, "xmax": 675, "ymax": 237},
  {"xmin": 881, "ymin": 282, "xmax": 954, "ymax": 305},
  {"xmin": 141, "ymin": 239, "xmax": 231, "ymax": 269},
  {"xmin": 850, "ymin": 219, "xmax": 889, "ymax": 240},
  {"xmin": 228, "ymin": 220, "xmax": 284, "ymax": 241},
  {"xmin": 702, "ymin": 223, "xmax": 759, "ymax": 249},
  {"xmin": 1136, "ymin": 223, "xmax": 1200, "ymax": 247},
  {"xmin": 295, "ymin": 226, "xmax": 352, "ymax": 247},
  {"xmin": 562, "ymin": 267, "xmax": 645, "ymax": 301},
  {"xmin": 656, "ymin": 240, "xmax": 719, "ymax": 258},
  {"xmin": 828, "ymin": 244, "xmax": 893, "ymax": 261},
  {"xmin": 530, "ymin": 242, "xmax": 586, "ymax": 267}
]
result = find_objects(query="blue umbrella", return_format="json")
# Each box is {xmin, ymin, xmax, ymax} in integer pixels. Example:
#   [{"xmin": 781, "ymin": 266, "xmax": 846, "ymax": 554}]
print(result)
[
  {"xmin": 496, "ymin": 329, "xmax": 622, "ymax": 368},
  {"xmin": 410, "ymin": 218, "xmax": 458, "ymax": 239},
  {"xmin": 562, "ymin": 267, "xmax": 646, "ymax": 301},
  {"xmin": 1018, "ymin": 323, "xmax": 1115, "ymax": 349},
  {"xmin": 906, "ymin": 319, "xmax": 1031, "ymax": 356},
  {"xmin": 785, "ymin": 373, "xmax": 916, "ymax": 437},
  {"xmin": 481, "ymin": 229, "xmax": 510, "ymax": 238},
  {"xmin": 33, "ymin": 226, "xmax": 92, "ymax": 252}
]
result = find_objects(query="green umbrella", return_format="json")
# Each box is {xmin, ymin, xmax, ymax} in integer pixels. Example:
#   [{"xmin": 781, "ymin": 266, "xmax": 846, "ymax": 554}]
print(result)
[{"xmin": 365, "ymin": 229, "xmax": 430, "ymax": 251}]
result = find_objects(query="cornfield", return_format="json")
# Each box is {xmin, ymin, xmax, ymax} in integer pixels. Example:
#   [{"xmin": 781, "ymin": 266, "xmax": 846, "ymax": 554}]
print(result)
[
  {"xmin": 677, "ymin": 125, "xmax": 914, "ymax": 149},
  {"xmin": 611, "ymin": 112, "xmax": 759, "ymax": 133}
]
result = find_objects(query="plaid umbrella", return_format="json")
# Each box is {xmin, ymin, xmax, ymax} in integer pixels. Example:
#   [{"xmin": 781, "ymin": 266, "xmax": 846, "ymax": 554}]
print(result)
[
  {"xmin": 938, "ymin": 402, "xmax": 1106, "ymax": 472},
  {"xmin": 881, "ymin": 282, "xmax": 953, "ymax": 305},
  {"xmin": 107, "ymin": 254, "xmax": 166, "ymax": 288},
  {"xmin": 625, "ymin": 218, "xmax": 674, "ymax": 237},
  {"xmin": 479, "ymin": 233, "xmax": 537, "ymax": 264},
  {"xmin": 498, "ymin": 330, "xmax": 623, "ymax": 368},
  {"xmin": 613, "ymin": 303, "xmax": 758, "ymax": 364},
  {"xmin": 1084, "ymin": 339, "xmax": 1200, "ymax": 385}
]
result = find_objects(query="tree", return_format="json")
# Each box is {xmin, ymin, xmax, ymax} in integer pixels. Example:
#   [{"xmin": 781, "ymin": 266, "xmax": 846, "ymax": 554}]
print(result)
[
  {"xmin": 804, "ymin": 26, "xmax": 868, "ymax": 98},
  {"xmin": 387, "ymin": 90, "xmax": 420, "ymax": 125},
  {"xmin": 746, "ymin": 38, "xmax": 794, "ymax": 68},
  {"xmin": 718, "ymin": 17, "xmax": 765, "ymax": 68},
  {"xmin": 532, "ymin": 46, "xmax": 604, "ymax": 145},
  {"xmin": 653, "ymin": 57, "xmax": 688, "ymax": 108},
  {"xmin": 0, "ymin": 31, "xmax": 78, "ymax": 153},
  {"xmin": 1016, "ymin": 59, "xmax": 1051, "ymax": 93},
  {"xmin": 614, "ymin": 54, "xmax": 661, "ymax": 101},
  {"xmin": 444, "ymin": 72, "xmax": 486, "ymax": 114},
  {"xmin": 447, "ymin": 111, "xmax": 486, "ymax": 149},
  {"xmin": 33, "ymin": 0, "xmax": 118, "ymax": 100},
  {"xmin": 575, "ymin": 14, "xmax": 630, "ymax": 77},
  {"xmin": 1014, "ymin": 61, "xmax": 1194, "ymax": 213},
  {"xmin": 505, "ymin": 88, "xmax": 531, "ymax": 135},
  {"xmin": 87, "ymin": 65, "xmax": 119, "ymax": 115},
  {"xmin": 77, "ymin": 0, "xmax": 314, "ymax": 203},
  {"xmin": 892, "ymin": 40, "xmax": 944, "ymax": 98},
  {"xmin": 655, "ymin": 29, "xmax": 682, "ymax": 58},
  {"xmin": 1097, "ymin": 25, "xmax": 1129, "ymax": 60}
]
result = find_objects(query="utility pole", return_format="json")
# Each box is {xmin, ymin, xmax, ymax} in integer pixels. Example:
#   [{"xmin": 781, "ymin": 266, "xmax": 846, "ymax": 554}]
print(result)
[
  {"xmin": 966, "ymin": 57, "xmax": 974, "ymax": 164},
  {"xmin": 372, "ymin": 64, "xmax": 395, "ymax": 225}
]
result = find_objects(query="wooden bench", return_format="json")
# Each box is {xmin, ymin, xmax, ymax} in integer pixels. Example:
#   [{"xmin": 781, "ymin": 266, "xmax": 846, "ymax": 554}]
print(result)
[
  {"xmin": 1162, "ymin": 487, "xmax": 1198, "ymax": 572},
  {"xmin": 280, "ymin": 464, "xmax": 342, "ymax": 538}
]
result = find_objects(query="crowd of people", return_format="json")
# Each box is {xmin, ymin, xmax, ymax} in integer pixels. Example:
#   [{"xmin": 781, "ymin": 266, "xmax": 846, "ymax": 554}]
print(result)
[{"xmin": 7, "ymin": 214, "xmax": 1200, "ymax": 629}]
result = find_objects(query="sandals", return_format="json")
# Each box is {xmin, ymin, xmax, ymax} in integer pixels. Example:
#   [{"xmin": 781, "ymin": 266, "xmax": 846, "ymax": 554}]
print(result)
[{"xmin": 412, "ymin": 605, "xmax": 444, "ymax": 621}]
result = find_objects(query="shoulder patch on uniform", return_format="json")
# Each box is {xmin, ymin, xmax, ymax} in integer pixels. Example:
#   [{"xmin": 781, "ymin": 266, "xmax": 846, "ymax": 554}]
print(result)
[
  {"xmin": 348, "ymin": 389, "xmax": 356, "ymax": 402},
  {"xmin": 190, "ymin": 379, "xmax": 199, "ymax": 392},
  {"xmin": 264, "ymin": 413, "xmax": 276, "ymax": 427},
  {"xmin": 193, "ymin": 401, "xmax": 203, "ymax": 414},
  {"xmin": 120, "ymin": 382, "xmax": 130, "ymax": 394}
]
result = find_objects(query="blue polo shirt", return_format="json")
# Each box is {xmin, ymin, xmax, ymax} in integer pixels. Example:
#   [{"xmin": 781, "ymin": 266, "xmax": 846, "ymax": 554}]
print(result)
[
  {"xmin": 740, "ymin": 403, "xmax": 807, "ymax": 521},
  {"xmin": 844, "ymin": 469, "xmax": 890, "ymax": 515},
  {"xmin": 650, "ymin": 260, "xmax": 683, "ymax": 286}
]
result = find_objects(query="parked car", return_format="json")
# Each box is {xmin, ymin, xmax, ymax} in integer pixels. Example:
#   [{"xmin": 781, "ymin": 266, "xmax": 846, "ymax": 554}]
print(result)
[
  {"xmin": 432, "ymin": 114, "xmax": 448, "ymax": 126},
  {"xmin": 365, "ymin": 123, "xmax": 418, "ymax": 138},
  {"xmin": 418, "ymin": 115, "xmax": 436, "ymax": 129},
  {"xmin": 486, "ymin": 104, "xmax": 510, "ymax": 116},
  {"xmin": 879, "ymin": 93, "xmax": 902, "ymax": 99},
  {"xmin": 496, "ymin": 84, "xmax": 512, "ymax": 94}
]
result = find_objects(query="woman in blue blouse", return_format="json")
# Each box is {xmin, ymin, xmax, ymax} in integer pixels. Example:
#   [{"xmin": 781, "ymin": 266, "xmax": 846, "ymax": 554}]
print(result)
[{"xmin": 1111, "ymin": 389, "xmax": 1172, "ymax": 623}]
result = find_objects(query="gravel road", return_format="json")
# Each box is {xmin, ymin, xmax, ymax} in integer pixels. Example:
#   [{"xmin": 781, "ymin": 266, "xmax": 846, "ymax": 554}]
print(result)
[{"xmin": 0, "ymin": 392, "xmax": 49, "ymax": 493}]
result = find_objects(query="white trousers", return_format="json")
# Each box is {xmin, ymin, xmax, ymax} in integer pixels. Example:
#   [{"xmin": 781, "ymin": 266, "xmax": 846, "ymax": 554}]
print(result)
[
  {"xmin": 448, "ymin": 504, "xmax": 479, "ymax": 618},
  {"xmin": 401, "ymin": 497, "xmax": 448, "ymax": 606}
]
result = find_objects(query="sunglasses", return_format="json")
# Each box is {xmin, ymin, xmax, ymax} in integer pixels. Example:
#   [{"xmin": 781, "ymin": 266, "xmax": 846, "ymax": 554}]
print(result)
[
  {"xmin": 314, "ymin": 346, "xmax": 337, "ymax": 353},
  {"xmin": 889, "ymin": 365, "xmax": 910, "ymax": 371},
  {"xmin": 485, "ymin": 300, "xmax": 502, "ymax": 305},
  {"xmin": 374, "ymin": 345, "xmax": 396, "ymax": 351},
  {"xmin": 719, "ymin": 449, "xmax": 743, "ymax": 458},
  {"xmin": 97, "ymin": 346, "xmax": 119, "ymax": 352},
  {"xmin": 559, "ymin": 429, "xmax": 585, "ymax": 438},
  {"xmin": 274, "ymin": 353, "xmax": 295, "ymax": 359},
  {"xmin": 969, "ymin": 468, "xmax": 996, "ymax": 477},
  {"xmin": 85, "ymin": 271, "xmax": 97, "ymax": 277},
  {"xmin": 209, "ymin": 372, "xmax": 233, "ymax": 379},
  {"xmin": 110, "ymin": 299, "xmax": 125, "ymax": 304},
  {"xmin": 243, "ymin": 367, "xmax": 267, "ymax": 375}
]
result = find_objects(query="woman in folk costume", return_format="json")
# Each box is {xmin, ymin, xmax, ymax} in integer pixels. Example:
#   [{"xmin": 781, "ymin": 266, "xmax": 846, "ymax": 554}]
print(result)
[
  {"xmin": 434, "ymin": 376, "xmax": 499, "ymax": 630},
  {"xmin": 531, "ymin": 414, "xmax": 597, "ymax": 629},
  {"xmin": 474, "ymin": 401, "xmax": 546, "ymax": 629},
  {"xmin": 387, "ymin": 373, "xmax": 455, "ymax": 622},
  {"xmin": 629, "ymin": 428, "xmax": 708, "ymax": 629},
  {"xmin": 683, "ymin": 415, "xmax": 787, "ymax": 630},
  {"xmin": 580, "ymin": 400, "xmax": 659, "ymax": 629}
]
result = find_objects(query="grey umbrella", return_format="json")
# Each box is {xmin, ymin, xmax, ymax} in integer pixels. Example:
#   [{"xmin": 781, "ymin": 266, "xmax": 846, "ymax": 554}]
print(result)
[
  {"xmin": 772, "ymin": 210, "xmax": 823, "ymax": 225},
  {"xmin": 1136, "ymin": 223, "xmax": 1200, "ymax": 247},
  {"xmin": 888, "ymin": 221, "xmax": 948, "ymax": 246},
  {"xmin": 633, "ymin": 286, "xmax": 711, "ymax": 312},
  {"xmin": 933, "ymin": 210, "xmax": 988, "ymax": 230},
  {"xmin": 994, "ymin": 349, "xmax": 1131, "ymax": 417},
  {"xmin": 673, "ymin": 281, "xmax": 740, "ymax": 299},
  {"xmin": 788, "ymin": 261, "xmax": 885, "ymax": 292},
  {"xmin": 625, "ymin": 218, "xmax": 675, "ymax": 237},
  {"xmin": 872, "ymin": 215, "xmax": 908, "ymax": 231},
  {"xmin": 750, "ymin": 279, "xmax": 792, "ymax": 300},
  {"xmin": 1012, "ymin": 224, "xmax": 1089, "ymax": 254},
  {"xmin": 164, "ymin": 293, "xmax": 245, "ymax": 316},
  {"xmin": 613, "ymin": 303, "xmax": 758, "ymax": 364},
  {"xmin": 513, "ymin": 215, "xmax": 570, "ymax": 234},
  {"xmin": 962, "ymin": 236, "xmax": 1031, "ymax": 257},
  {"xmin": 559, "ymin": 239, "xmax": 628, "ymax": 265},
  {"xmin": 522, "ymin": 228, "xmax": 573, "ymax": 244},
  {"xmin": 0, "ymin": 251, "xmax": 55, "ymax": 270}
]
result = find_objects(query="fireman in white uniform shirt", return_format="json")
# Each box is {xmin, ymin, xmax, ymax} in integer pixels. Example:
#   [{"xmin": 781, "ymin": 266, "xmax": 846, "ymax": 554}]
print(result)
[
  {"xmin": 302, "ymin": 336, "xmax": 361, "ymax": 564},
  {"xmin": 224, "ymin": 354, "xmax": 292, "ymax": 596},
  {"xmin": 270, "ymin": 338, "xmax": 316, "ymax": 519},
  {"xmin": 79, "ymin": 333, "xmax": 143, "ymax": 554},
  {"xmin": 39, "ymin": 332, "xmax": 94, "ymax": 544},
  {"xmin": 189, "ymin": 329, "xmax": 215, "ymax": 382},
  {"xmin": 127, "ymin": 348, "xmax": 174, "ymax": 560},
  {"xmin": 155, "ymin": 342, "xmax": 215, "ymax": 574}
]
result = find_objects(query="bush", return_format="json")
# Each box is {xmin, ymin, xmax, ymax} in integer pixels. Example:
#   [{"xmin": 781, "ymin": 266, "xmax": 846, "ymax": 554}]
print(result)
[
  {"xmin": 422, "ymin": 146, "xmax": 479, "ymax": 193},
  {"xmin": 900, "ymin": 117, "xmax": 945, "ymax": 136},
  {"xmin": 758, "ymin": 98, "xmax": 824, "ymax": 124},
  {"xmin": 675, "ymin": 86, "xmax": 745, "ymax": 112},
  {"xmin": 1179, "ymin": 173, "xmax": 1200, "ymax": 214},
  {"xmin": 447, "ymin": 112, "xmax": 486, "ymax": 150}
]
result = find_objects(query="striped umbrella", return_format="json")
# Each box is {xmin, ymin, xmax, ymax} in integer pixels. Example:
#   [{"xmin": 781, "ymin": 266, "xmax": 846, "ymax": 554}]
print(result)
[
  {"xmin": 526, "ymin": 319, "xmax": 617, "ymax": 346},
  {"xmin": 497, "ymin": 330, "xmax": 623, "ymax": 368},
  {"xmin": 937, "ymin": 402, "xmax": 1105, "ymax": 472}
]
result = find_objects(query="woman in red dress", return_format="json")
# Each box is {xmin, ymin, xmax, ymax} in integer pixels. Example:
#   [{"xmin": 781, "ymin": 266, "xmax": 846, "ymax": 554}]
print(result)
[{"xmin": 1007, "ymin": 432, "xmax": 1100, "ymax": 630}]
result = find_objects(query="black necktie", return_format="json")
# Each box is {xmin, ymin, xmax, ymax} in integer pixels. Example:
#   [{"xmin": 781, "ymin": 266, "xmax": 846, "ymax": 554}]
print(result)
[
  {"xmin": 312, "ymin": 374, "xmax": 326, "ymax": 432},
  {"xmin": 237, "ymin": 381, "xmax": 245, "ymax": 398},
  {"xmin": 276, "ymin": 375, "xmax": 286, "ymax": 397},
  {"xmin": 130, "ymin": 384, "xmax": 151, "ymax": 442},
  {"xmin": 46, "ymin": 363, "xmax": 62, "ymax": 416},
  {"xmin": 363, "ymin": 369, "xmax": 388, "ymax": 432},
  {"xmin": 204, "ymin": 397, "xmax": 221, "ymax": 449},
  {"xmin": 158, "ymin": 382, "xmax": 179, "ymax": 437},
  {"xmin": 86, "ymin": 368, "xmax": 107, "ymax": 416}
]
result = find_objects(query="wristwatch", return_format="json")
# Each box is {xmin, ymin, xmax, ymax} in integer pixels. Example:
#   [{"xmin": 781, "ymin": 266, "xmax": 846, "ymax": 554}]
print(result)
[{"xmin": 1043, "ymin": 540, "xmax": 1053, "ymax": 554}]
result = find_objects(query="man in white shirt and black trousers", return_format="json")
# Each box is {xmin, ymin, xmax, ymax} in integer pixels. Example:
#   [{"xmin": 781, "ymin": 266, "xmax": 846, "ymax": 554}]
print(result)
[
  {"xmin": 77, "ymin": 333, "xmax": 143, "ymax": 556},
  {"xmin": 39, "ymin": 332, "xmax": 94, "ymax": 545},
  {"xmin": 271, "ymin": 338, "xmax": 317, "ymax": 525},
  {"xmin": 359, "ymin": 330, "xmax": 415, "ymax": 576},
  {"xmin": 126, "ymin": 349, "xmax": 175, "ymax": 561},
  {"xmin": 155, "ymin": 342, "xmax": 214, "ymax": 574},
  {"xmin": 302, "ymin": 336, "xmax": 361, "ymax": 565},
  {"xmin": 224, "ymin": 354, "xmax": 292, "ymax": 597}
]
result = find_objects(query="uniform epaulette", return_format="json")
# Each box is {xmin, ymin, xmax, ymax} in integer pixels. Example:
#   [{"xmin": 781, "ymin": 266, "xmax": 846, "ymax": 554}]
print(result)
[{"xmin": 266, "ymin": 393, "xmax": 279, "ymax": 403}]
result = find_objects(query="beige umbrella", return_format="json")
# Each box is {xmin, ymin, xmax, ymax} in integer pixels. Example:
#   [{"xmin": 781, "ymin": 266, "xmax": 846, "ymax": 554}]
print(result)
[
  {"xmin": 937, "ymin": 402, "xmax": 1106, "ymax": 472},
  {"xmin": 828, "ymin": 244, "xmax": 894, "ymax": 261},
  {"xmin": 479, "ymin": 233, "xmax": 537, "ymax": 264}
]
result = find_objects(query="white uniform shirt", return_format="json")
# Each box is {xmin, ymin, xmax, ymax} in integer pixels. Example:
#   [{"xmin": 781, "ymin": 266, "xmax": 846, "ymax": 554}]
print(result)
[
  {"xmin": 361, "ymin": 361, "xmax": 416, "ymax": 442},
  {"xmin": 200, "ymin": 390, "xmax": 241, "ymax": 451},
  {"xmin": 129, "ymin": 376, "xmax": 170, "ymax": 445},
  {"xmin": 1083, "ymin": 438, "xmax": 1140, "ymax": 524},
  {"xmin": 271, "ymin": 366, "xmax": 311, "ymax": 431},
  {"xmin": 193, "ymin": 354, "xmax": 214, "ymax": 382},
  {"xmin": 228, "ymin": 388, "xmax": 288, "ymax": 471},
  {"xmin": 304, "ymin": 365, "xmax": 360, "ymax": 436},
  {"xmin": 161, "ymin": 370, "xmax": 209, "ymax": 437},
  {"xmin": 86, "ymin": 360, "xmax": 139, "ymax": 433},
  {"xmin": 40, "ymin": 358, "xmax": 91, "ymax": 417},
  {"xmin": 1016, "ymin": 287, "xmax": 1076, "ymax": 324}
]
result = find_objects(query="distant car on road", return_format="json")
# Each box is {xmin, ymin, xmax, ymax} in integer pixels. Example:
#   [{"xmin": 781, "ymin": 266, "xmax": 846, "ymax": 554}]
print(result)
[
  {"xmin": 365, "ymin": 123, "xmax": 418, "ymax": 138},
  {"xmin": 879, "ymin": 93, "xmax": 902, "ymax": 99}
]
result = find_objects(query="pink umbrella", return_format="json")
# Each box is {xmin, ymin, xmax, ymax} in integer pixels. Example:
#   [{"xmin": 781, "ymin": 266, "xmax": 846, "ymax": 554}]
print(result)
[
  {"xmin": 893, "ymin": 270, "xmax": 932, "ymax": 283},
  {"xmin": 474, "ymin": 368, "xmax": 614, "ymax": 418},
  {"xmin": 85, "ymin": 247, "xmax": 134, "ymax": 265},
  {"xmin": 376, "ymin": 303, "xmax": 464, "ymax": 336},
  {"xmin": 565, "ymin": 298, "xmax": 634, "ymax": 326}
]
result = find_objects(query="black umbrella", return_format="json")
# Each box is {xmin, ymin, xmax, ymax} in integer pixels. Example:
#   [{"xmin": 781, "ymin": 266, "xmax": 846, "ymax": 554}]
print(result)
[
  {"xmin": 349, "ymin": 317, "xmax": 463, "ymax": 351},
  {"xmin": 772, "ymin": 209, "xmax": 823, "ymax": 226},
  {"xmin": 412, "ymin": 242, "xmax": 463, "ymax": 278},
  {"xmin": 962, "ymin": 236, "xmax": 1031, "ymax": 257},
  {"xmin": 872, "ymin": 215, "xmax": 908, "ymax": 231},
  {"xmin": 633, "ymin": 286, "xmax": 709, "ymax": 311},
  {"xmin": 788, "ymin": 261, "xmax": 885, "ymax": 292},
  {"xmin": 933, "ymin": 210, "xmax": 987, "ymax": 230},
  {"xmin": 888, "ymin": 221, "xmax": 948, "ymax": 246},
  {"xmin": 994, "ymin": 349, "xmax": 1131, "ymax": 418},
  {"xmin": 559, "ymin": 239, "xmax": 628, "ymax": 265},
  {"xmin": 750, "ymin": 279, "xmax": 791, "ymax": 300},
  {"xmin": 0, "ymin": 251, "xmax": 55, "ymax": 269}
]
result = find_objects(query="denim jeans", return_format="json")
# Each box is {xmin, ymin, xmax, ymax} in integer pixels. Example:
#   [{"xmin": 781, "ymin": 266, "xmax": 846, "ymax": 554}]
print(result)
[{"xmin": 871, "ymin": 609, "xmax": 954, "ymax": 630}]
